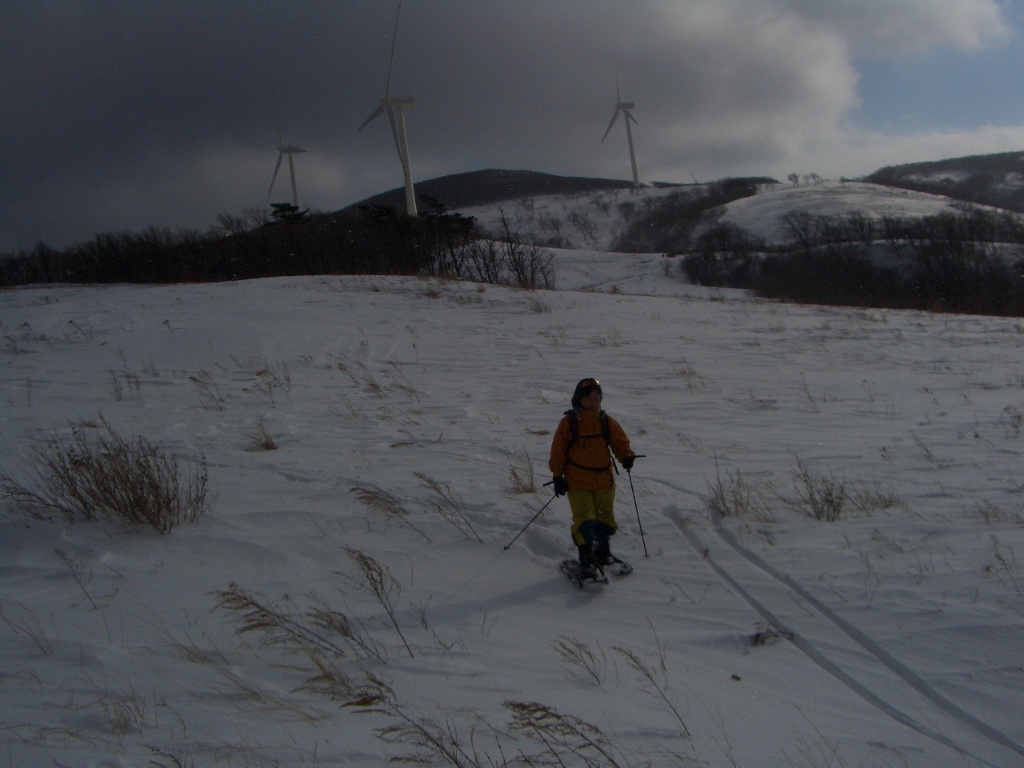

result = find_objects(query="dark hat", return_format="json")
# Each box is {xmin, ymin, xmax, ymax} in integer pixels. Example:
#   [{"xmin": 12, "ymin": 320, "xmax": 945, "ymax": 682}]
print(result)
[{"xmin": 571, "ymin": 378, "xmax": 602, "ymax": 408}]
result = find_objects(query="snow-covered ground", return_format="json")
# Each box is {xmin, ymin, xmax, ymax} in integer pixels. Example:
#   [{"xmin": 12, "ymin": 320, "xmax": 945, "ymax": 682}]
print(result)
[{"xmin": 2, "ymin": 243, "xmax": 1023, "ymax": 767}]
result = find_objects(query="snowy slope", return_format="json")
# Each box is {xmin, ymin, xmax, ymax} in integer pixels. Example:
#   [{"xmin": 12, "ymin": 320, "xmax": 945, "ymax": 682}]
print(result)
[
  {"xmin": 717, "ymin": 180, "xmax": 969, "ymax": 245},
  {"xmin": 2, "ymin": 253, "xmax": 1023, "ymax": 767},
  {"xmin": 460, "ymin": 185, "xmax": 688, "ymax": 252},
  {"xmin": 460, "ymin": 180, "xmax": 982, "ymax": 251}
]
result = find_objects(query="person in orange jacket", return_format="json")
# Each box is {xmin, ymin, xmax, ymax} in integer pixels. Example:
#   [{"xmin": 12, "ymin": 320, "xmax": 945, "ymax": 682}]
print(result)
[{"xmin": 549, "ymin": 378, "xmax": 636, "ymax": 576}]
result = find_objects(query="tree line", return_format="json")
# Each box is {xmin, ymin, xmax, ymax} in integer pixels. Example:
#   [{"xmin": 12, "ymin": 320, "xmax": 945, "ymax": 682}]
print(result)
[
  {"xmin": 683, "ymin": 207, "xmax": 1024, "ymax": 316},
  {"xmin": 0, "ymin": 202, "xmax": 553, "ymax": 290},
  {"xmin": 6, "ymin": 190, "xmax": 1024, "ymax": 316}
]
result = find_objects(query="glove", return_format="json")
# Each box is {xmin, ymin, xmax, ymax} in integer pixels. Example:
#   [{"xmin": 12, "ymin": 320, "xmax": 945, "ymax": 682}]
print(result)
[
  {"xmin": 621, "ymin": 454, "xmax": 635, "ymax": 471},
  {"xmin": 553, "ymin": 476, "xmax": 568, "ymax": 496}
]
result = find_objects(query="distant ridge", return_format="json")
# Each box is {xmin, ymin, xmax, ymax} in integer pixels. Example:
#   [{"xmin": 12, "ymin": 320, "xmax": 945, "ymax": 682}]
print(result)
[
  {"xmin": 343, "ymin": 169, "xmax": 637, "ymax": 213},
  {"xmin": 346, "ymin": 152, "xmax": 1024, "ymax": 218},
  {"xmin": 865, "ymin": 150, "xmax": 1024, "ymax": 212}
]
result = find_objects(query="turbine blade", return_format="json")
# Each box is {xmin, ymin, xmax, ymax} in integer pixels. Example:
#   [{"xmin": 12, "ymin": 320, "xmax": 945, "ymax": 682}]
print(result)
[
  {"xmin": 600, "ymin": 108, "xmax": 621, "ymax": 143},
  {"xmin": 268, "ymin": 153, "xmax": 284, "ymax": 202},
  {"xmin": 626, "ymin": 111, "xmax": 638, "ymax": 125},
  {"xmin": 274, "ymin": 94, "xmax": 284, "ymax": 146},
  {"xmin": 384, "ymin": 0, "xmax": 404, "ymax": 99},
  {"xmin": 359, "ymin": 102, "xmax": 386, "ymax": 130}
]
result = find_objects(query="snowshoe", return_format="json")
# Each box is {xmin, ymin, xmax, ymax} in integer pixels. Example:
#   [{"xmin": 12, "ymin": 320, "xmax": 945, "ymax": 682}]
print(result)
[
  {"xmin": 560, "ymin": 559, "xmax": 608, "ymax": 589},
  {"xmin": 602, "ymin": 555, "xmax": 633, "ymax": 577}
]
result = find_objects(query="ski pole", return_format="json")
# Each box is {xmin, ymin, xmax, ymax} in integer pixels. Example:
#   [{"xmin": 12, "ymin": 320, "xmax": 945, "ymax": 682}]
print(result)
[
  {"xmin": 503, "ymin": 482, "xmax": 558, "ymax": 550},
  {"xmin": 626, "ymin": 456, "xmax": 648, "ymax": 557}
]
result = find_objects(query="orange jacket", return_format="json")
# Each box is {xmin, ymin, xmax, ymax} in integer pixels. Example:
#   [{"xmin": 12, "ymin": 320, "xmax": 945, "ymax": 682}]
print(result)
[{"xmin": 549, "ymin": 409, "xmax": 634, "ymax": 492}]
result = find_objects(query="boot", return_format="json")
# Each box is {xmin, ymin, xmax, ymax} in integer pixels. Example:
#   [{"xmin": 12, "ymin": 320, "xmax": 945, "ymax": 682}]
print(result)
[
  {"xmin": 594, "ymin": 537, "xmax": 612, "ymax": 566},
  {"xmin": 577, "ymin": 544, "xmax": 598, "ymax": 578}
]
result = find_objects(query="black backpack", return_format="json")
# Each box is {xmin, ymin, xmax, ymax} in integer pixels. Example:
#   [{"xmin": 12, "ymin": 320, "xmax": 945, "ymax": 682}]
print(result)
[
  {"xmin": 564, "ymin": 408, "xmax": 612, "ymax": 447},
  {"xmin": 563, "ymin": 408, "xmax": 617, "ymax": 474}
]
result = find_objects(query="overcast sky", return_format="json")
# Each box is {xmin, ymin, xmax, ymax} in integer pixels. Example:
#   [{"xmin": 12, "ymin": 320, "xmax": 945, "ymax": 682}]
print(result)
[{"xmin": 3, "ymin": 0, "xmax": 1023, "ymax": 252}]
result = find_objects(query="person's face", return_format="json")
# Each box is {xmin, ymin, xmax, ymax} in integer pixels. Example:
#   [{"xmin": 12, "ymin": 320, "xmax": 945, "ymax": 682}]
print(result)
[{"xmin": 579, "ymin": 390, "xmax": 602, "ymax": 411}]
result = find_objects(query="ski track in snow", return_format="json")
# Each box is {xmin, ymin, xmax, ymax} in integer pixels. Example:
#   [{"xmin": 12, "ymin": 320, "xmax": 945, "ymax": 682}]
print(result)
[{"xmin": 665, "ymin": 506, "xmax": 1024, "ymax": 766}]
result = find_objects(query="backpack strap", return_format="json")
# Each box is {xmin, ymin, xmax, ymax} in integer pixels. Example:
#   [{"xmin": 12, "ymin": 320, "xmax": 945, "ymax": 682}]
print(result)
[
  {"xmin": 564, "ymin": 408, "xmax": 578, "ymax": 447},
  {"xmin": 563, "ymin": 409, "xmax": 615, "ymax": 474},
  {"xmin": 564, "ymin": 408, "xmax": 612, "ymax": 446}
]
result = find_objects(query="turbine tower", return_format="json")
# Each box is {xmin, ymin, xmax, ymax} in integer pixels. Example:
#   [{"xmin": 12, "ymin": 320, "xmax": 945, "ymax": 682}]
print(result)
[
  {"xmin": 268, "ymin": 102, "xmax": 305, "ymax": 207},
  {"xmin": 360, "ymin": 0, "xmax": 417, "ymax": 216},
  {"xmin": 600, "ymin": 75, "xmax": 640, "ymax": 188}
]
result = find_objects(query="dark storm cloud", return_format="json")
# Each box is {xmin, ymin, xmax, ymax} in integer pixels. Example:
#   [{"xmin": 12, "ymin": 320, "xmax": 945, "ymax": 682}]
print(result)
[{"xmin": 0, "ymin": 0, "xmax": 1014, "ymax": 251}]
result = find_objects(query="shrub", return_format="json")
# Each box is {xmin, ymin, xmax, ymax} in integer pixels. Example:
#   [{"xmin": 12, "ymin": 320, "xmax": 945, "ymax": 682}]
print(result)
[
  {"xmin": 453, "ymin": 211, "xmax": 555, "ymax": 289},
  {"xmin": 1, "ymin": 419, "xmax": 211, "ymax": 533},
  {"xmin": 683, "ymin": 222, "xmax": 763, "ymax": 287},
  {"xmin": 756, "ymin": 248, "xmax": 909, "ymax": 309}
]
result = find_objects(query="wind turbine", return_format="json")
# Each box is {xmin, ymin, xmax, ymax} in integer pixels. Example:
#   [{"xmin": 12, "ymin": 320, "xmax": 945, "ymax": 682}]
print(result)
[
  {"xmin": 360, "ymin": 0, "xmax": 418, "ymax": 216},
  {"xmin": 600, "ymin": 75, "xmax": 640, "ymax": 188},
  {"xmin": 268, "ymin": 101, "xmax": 305, "ymax": 208}
]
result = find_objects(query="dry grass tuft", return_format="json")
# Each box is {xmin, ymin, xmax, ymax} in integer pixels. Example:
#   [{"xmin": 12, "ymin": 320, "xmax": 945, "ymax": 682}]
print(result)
[
  {"xmin": 506, "ymin": 450, "xmax": 537, "ymax": 494},
  {"xmin": 787, "ymin": 459, "xmax": 848, "ymax": 522},
  {"xmin": 553, "ymin": 636, "xmax": 607, "ymax": 685},
  {"xmin": 416, "ymin": 472, "xmax": 482, "ymax": 542},
  {"xmin": 349, "ymin": 484, "xmax": 432, "ymax": 541},
  {"xmin": 247, "ymin": 416, "xmax": 279, "ymax": 451},
  {"xmin": 1, "ymin": 418, "xmax": 210, "ymax": 533},
  {"xmin": 506, "ymin": 700, "xmax": 627, "ymax": 767},
  {"xmin": 341, "ymin": 547, "xmax": 415, "ymax": 658},
  {"xmin": 704, "ymin": 463, "xmax": 774, "ymax": 523},
  {"xmin": 214, "ymin": 581, "xmax": 388, "ymax": 668}
]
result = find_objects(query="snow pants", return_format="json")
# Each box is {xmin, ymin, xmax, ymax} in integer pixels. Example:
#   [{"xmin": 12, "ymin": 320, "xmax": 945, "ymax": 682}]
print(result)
[{"xmin": 568, "ymin": 488, "xmax": 618, "ymax": 547}]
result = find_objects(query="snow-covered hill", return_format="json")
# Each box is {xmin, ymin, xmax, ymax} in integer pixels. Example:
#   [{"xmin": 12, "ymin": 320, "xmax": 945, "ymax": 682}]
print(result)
[
  {"xmin": 2, "ymin": 253, "xmax": 1023, "ymax": 766},
  {"xmin": 716, "ymin": 180, "xmax": 967, "ymax": 246},
  {"xmin": 459, "ymin": 180, "xmax": 978, "ymax": 252},
  {"xmin": 459, "ymin": 185, "xmax": 685, "ymax": 252},
  {"xmin": 866, "ymin": 151, "xmax": 1024, "ymax": 213}
]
